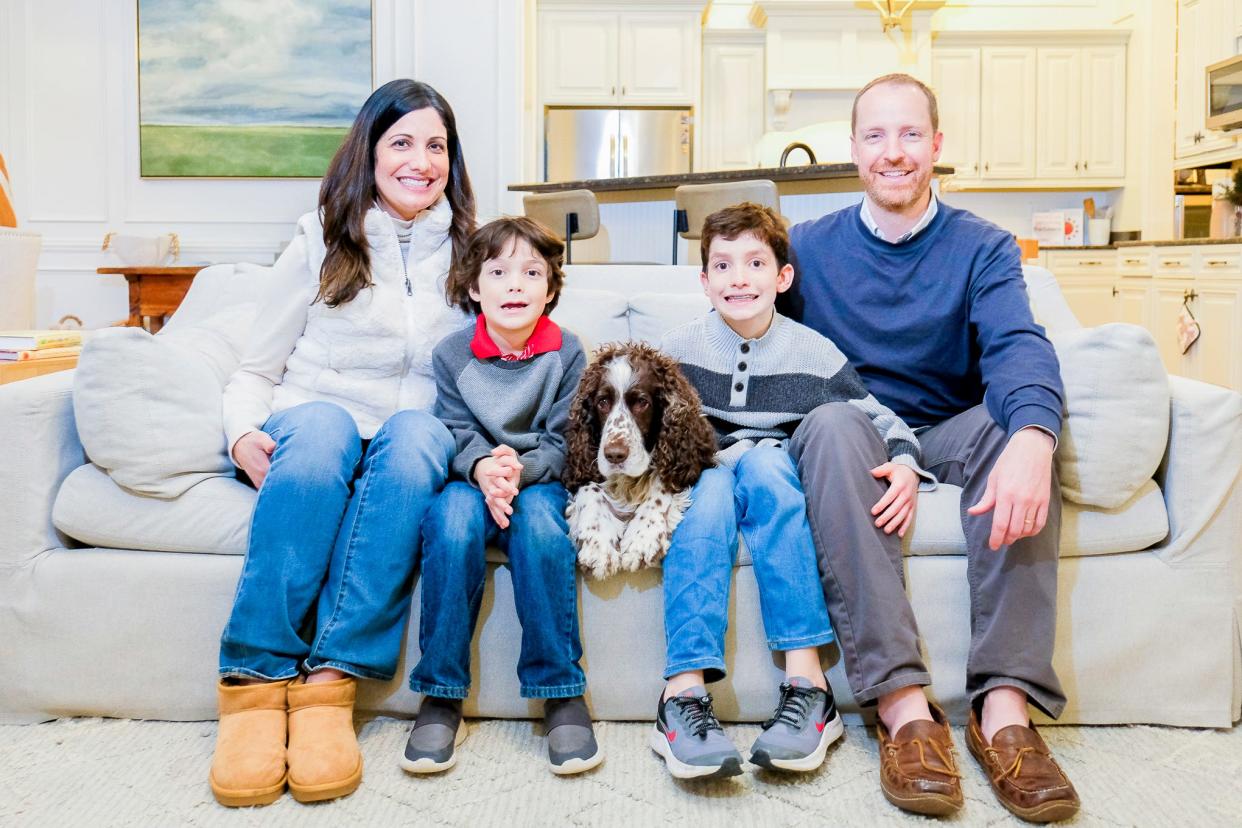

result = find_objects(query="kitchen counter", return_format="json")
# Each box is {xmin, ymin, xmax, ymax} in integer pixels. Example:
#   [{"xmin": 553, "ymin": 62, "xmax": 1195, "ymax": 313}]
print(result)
[
  {"xmin": 1115, "ymin": 237, "xmax": 1242, "ymax": 247},
  {"xmin": 509, "ymin": 163, "xmax": 955, "ymax": 203}
]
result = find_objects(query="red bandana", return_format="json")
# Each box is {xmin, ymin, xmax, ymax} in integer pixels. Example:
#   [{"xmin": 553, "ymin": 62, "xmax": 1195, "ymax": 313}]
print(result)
[{"xmin": 469, "ymin": 315, "xmax": 562, "ymax": 361}]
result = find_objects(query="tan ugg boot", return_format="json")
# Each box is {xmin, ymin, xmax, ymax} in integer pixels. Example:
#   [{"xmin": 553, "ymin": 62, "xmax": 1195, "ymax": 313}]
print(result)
[
  {"xmin": 286, "ymin": 676, "xmax": 363, "ymax": 803},
  {"xmin": 209, "ymin": 679, "xmax": 291, "ymax": 807}
]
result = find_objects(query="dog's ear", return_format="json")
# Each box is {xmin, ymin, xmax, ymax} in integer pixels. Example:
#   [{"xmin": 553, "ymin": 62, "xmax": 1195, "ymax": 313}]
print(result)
[
  {"xmin": 563, "ymin": 356, "xmax": 607, "ymax": 492},
  {"xmin": 649, "ymin": 352, "xmax": 717, "ymax": 491}
]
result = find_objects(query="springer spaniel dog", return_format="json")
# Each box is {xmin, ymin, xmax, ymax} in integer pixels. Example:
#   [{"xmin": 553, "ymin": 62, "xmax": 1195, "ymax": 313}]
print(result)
[{"xmin": 563, "ymin": 342, "xmax": 717, "ymax": 580}]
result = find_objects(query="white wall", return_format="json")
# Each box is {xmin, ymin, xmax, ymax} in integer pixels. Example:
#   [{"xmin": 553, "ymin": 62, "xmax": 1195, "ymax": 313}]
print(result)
[{"xmin": 0, "ymin": 0, "xmax": 526, "ymax": 328}]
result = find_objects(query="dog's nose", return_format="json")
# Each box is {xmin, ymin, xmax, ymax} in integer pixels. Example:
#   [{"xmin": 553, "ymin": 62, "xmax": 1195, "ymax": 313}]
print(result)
[{"xmin": 603, "ymin": 442, "xmax": 629, "ymax": 466}]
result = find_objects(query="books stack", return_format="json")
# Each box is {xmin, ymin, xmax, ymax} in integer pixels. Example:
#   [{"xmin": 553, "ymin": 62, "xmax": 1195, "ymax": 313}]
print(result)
[{"xmin": 0, "ymin": 330, "xmax": 84, "ymax": 362}]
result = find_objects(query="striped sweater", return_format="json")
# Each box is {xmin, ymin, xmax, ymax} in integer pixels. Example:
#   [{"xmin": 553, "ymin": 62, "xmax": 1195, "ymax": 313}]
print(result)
[{"xmin": 661, "ymin": 310, "xmax": 927, "ymax": 476}]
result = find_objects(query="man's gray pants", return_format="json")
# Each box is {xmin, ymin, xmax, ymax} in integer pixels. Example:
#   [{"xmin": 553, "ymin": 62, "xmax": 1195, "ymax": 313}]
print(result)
[{"xmin": 788, "ymin": 402, "xmax": 1066, "ymax": 718}]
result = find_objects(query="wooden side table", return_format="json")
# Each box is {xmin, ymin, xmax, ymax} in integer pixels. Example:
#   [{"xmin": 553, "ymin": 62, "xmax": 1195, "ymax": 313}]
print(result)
[
  {"xmin": 97, "ymin": 265, "xmax": 207, "ymax": 333},
  {"xmin": 0, "ymin": 354, "xmax": 78, "ymax": 385}
]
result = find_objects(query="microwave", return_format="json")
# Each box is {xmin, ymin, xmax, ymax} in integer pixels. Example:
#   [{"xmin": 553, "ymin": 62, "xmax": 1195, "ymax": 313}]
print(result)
[{"xmin": 1207, "ymin": 53, "xmax": 1242, "ymax": 131}]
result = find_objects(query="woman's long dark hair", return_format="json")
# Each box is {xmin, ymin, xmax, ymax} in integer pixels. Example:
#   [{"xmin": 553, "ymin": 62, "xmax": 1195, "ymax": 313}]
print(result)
[{"xmin": 316, "ymin": 79, "xmax": 476, "ymax": 307}]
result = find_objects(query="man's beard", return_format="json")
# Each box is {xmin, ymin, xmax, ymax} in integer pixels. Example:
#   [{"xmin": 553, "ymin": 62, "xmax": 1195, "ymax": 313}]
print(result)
[{"xmin": 862, "ymin": 166, "xmax": 932, "ymax": 213}]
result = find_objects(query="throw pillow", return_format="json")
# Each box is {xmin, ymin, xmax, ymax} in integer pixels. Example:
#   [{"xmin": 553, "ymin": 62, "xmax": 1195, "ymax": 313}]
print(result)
[
  {"xmin": 73, "ymin": 303, "xmax": 256, "ymax": 498},
  {"xmin": 1051, "ymin": 322, "xmax": 1169, "ymax": 509}
]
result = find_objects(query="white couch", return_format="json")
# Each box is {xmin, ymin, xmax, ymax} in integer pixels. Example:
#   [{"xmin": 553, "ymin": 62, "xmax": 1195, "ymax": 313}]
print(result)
[{"xmin": 1, "ymin": 262, "xmax": 1240, "ymax": 727}]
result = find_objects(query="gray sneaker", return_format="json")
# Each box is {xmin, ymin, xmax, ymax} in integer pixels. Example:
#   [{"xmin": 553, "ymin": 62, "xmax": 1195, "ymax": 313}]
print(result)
[
  {"xmin": 749, "ymin": 677, "xmax": 843, "ymax": 772},
  {"xmin": 649, "ymin": 686, "xmax": 744, "ymax": 780},
  {"xmin": 544, "ymin": 696, "xmax": 604, "ymax": 775},
  {"xmin": 400, "ymin": 696, "xmax": 465, "ymax": 774}
]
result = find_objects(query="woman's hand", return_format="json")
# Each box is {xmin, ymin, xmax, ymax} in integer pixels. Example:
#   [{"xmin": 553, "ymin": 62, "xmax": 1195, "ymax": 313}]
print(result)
[
  {"xmin": 870, "ymin": 462, "xmax": 919, "ymax": 538},
  {"xmin": 233, "ymin": 430, "xmax": 277, "ymax": 489}
]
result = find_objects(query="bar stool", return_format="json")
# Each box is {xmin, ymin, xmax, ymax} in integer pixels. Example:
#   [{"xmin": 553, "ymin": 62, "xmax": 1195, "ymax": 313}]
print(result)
[
  {"xmin": 522, "ymin": 189, "xmax": 600, "ymax": 265},
  {"xmin": 671, "ymin": 179, "xmax": 780, "ymax": 264}
]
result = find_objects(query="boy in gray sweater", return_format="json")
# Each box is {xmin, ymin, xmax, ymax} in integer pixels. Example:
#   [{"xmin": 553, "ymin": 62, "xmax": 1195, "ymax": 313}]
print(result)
[
  {"xmin": 403, "ymin": 217, "xmax": 599, "ymax": 777},
  {"xmin": 655, "ymin": 203, "xmax": 929, "ymax": 776}
]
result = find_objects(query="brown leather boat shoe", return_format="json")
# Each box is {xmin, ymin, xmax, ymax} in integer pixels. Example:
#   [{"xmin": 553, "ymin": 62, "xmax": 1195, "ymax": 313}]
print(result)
[
  {"xmin": 967, "ymin": 708, "xmax": 1080, "ymax": 823},
  {"xmin": 876, "ymin": 703, "xmax": 964, "ymax": 817}
]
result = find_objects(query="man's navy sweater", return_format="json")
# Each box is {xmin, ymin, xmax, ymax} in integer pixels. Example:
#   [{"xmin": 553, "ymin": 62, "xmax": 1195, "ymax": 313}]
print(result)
[{"xmin": 780, "ymin": 201, "xmax": 1064, "ymax": 438}]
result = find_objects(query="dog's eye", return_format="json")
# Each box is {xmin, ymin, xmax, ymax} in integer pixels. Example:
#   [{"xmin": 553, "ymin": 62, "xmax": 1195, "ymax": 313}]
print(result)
[
  {"xmin": 630, "ymin": 396, "xmax": 650, "ymax": 412},
  {"xmin": 595, "ymin": 397, "xmax": 612, "ymax": 413}
]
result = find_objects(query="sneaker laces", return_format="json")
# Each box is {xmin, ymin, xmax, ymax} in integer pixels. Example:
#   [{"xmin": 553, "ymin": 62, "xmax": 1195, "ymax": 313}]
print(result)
[
  {"xmin": 763, "ymin": 681, "xmax": 818, "ymax": 730},
  {"xmin": 669, "ymin": 693, "xmax": 725, "ymax": 740}
]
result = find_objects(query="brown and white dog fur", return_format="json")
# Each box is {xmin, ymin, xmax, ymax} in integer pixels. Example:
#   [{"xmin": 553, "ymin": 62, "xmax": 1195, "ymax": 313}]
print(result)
[{"xmin": 563, "ymin": 343, "xmax": 717, "ymax": 579}]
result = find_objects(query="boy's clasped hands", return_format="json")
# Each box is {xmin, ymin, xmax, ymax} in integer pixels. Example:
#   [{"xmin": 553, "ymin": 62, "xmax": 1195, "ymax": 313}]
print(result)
[{"xmin": 474, "ymin": 445, "xmax": 522, "ymax": 528}]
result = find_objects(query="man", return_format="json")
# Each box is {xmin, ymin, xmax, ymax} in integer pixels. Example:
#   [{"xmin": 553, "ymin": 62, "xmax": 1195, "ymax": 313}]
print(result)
[{"xmin": 779, "ymin": 73, "xmax": 1081, "ymax": 822}]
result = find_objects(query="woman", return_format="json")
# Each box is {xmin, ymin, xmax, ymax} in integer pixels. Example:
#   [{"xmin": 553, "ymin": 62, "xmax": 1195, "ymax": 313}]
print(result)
[{"xmin": 209, "ymin": 79, "xmax": 475, "ymax": 807}]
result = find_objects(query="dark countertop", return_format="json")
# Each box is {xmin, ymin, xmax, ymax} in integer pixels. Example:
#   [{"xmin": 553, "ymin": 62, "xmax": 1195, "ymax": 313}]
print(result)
[
  {"xmin": 1042, "ymin": 245, "xmax": 1116, "ymax": 251},
  {"xmin": 508, "ymin": 163, "xmax": 955, "ymax": 194},
  {"xmin": 1116, "ymin": 237, "xmax": 1242, "ymax": 247}
]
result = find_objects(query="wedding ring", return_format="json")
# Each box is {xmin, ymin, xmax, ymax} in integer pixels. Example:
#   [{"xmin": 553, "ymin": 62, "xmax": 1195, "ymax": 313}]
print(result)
[{"xmin": 1023, "ymin": 519, "xmax": 1035, "ymax": 526}]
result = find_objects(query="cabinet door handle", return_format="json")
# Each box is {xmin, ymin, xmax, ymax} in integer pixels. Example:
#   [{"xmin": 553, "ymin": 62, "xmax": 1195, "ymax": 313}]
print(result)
[
  {"xmin": 621, "ymin": 85, "xmax": 626, "ymax": 96},
  {"xmin": 984, "ymin": 162, "xmax": 989, "ymax": 172},
  {"xmin": 1204, "ymin": 259, "xmax": 1230, "ymax": 267},
  {"xmin": 1074, "ymin": 162, "xmax": 1080, "ymax": 171},
  {"xmin": 1081, "ymin": 260, "xmax": 1103, "ymax": 266},
  {"xmin": 1183, "ymin": 289, "xmax": 1198, "ymax": 302},
  {"xmin": 1163, "ymin": 258, "xmax": 1188, "ymax": 268},
  {"xmin": 609, "ymin": 134, "xmax": 617, "ymax": 177},
  {"xmin": 1122, "ymin": 258, "xmax": 1143, "ymax": 266},
  {"xmin": 1083, "ymin": 161, "xmax": 1088, "ymax": 171},
  {"xmin": 1111, "ymin": 286, "xmax": 1119, "ymax": 297},
  {"xmin": 611, "ymin": 86, "xmax": 616, "ymax": 96}
]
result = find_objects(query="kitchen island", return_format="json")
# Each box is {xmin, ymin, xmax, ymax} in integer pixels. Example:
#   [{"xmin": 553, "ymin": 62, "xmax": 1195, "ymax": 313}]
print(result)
[{"xmin": 509, "ymin": 163, "xmax": 955, "ymax": 203}]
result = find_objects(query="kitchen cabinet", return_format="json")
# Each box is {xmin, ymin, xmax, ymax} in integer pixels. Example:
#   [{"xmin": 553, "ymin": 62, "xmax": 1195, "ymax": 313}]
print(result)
[
  {"xmin": 1175, "ymin": 0, "xmax": 1239, "ymax": 163},
  {"xmin": 539, "ymin": 8, "xmax": 698, "ymax": 106},
  {"xmin": 930, "ymin": 49, "xmax": 981, "ymax": 178},
  {"xmin": 980, "ymin": 47, "xmax": 1038, "ymax": 180},
  {"xmin": 934, "ymin": 34, "xmax": 1127, "ymax": 189},
  {"xmin": 1047, "ymin": 244, "xmax": 1242, "ymax": 392},
  {"xmin": 701, "ymin": 30, "xmax": 765, "ymax": 171}
]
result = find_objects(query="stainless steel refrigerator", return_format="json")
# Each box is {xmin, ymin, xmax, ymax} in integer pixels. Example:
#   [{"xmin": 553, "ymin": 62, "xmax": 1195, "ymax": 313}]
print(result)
[{"xmin": 544, "ymin": 107, "xmax": 693, "ymax": 182}]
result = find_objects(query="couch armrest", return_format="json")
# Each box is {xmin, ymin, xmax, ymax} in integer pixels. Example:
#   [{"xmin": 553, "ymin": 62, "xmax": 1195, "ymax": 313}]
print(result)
[
  {"xmin": 1150, "ymin": 376, "xmax": 1242, "ymax": 570},
  {"xmin": 0, "ymin": 371, "xmax": 84, "ymax": 568}
]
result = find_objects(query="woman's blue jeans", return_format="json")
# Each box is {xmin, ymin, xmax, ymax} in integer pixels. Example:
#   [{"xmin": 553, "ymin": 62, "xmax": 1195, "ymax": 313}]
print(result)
[
  {"xmin": 409, "ymin": 481, "xmax": 586, "ymax": 700},
  {"xmin": 219, "ymin": 401, "xmax": 454, "ymax": 682}
]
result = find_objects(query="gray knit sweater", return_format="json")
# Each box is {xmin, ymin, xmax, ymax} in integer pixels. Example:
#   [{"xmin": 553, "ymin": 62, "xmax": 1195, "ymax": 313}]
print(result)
[
  {"xmin": 661, "ymin": 311, "xmax": 927, "ymax": 475},
  {"xmin": 433, "ymin": 324, "xmax": 587, "ymax": 488}
]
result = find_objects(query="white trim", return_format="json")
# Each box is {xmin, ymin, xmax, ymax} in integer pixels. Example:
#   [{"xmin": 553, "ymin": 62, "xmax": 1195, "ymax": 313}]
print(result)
[{"xmin": 932, "ymin": 30, "xmax": 1131, "ymax": 47}]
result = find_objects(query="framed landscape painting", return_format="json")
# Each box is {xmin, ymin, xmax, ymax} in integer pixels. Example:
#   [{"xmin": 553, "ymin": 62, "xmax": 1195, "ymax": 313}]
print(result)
[{"xmin": 137, "ymin": 0, "xmax": 373, "ymax": 178}]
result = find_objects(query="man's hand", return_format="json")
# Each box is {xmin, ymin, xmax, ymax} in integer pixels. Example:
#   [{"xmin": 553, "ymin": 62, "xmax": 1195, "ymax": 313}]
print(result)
[
  {"xmin": 233, "ymin": 430, "xmax": 276, "ymax": 489},
  {"xmin": 870, "ymin": 463, "xmax": 919, "ymax": 538},
  {"xmin": 474, "ymin": 446, "xmax": 523, "ymax": 529},
  {"xmin": 966, "ymin": 428, "xmax": 1055, "ymax": 550}
]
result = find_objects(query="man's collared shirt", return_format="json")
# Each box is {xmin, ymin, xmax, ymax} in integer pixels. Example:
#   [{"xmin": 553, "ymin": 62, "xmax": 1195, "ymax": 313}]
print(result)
[{"xmin": 860, "ymin": 193, "xmax": 939, "ymax": 244}]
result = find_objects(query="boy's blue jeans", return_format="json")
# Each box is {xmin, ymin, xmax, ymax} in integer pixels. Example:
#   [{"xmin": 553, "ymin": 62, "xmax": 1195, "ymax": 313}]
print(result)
[
  {"xmin": 663, "ymin": 447, "xmax": 834, "ymax": 682},
  {"xmin": 408, "ymin": 481, "xmax": 586, "ymax": 700},
  {"xmin": 219, "ymin": 401, "xmax": 454, "ymax": 682}
]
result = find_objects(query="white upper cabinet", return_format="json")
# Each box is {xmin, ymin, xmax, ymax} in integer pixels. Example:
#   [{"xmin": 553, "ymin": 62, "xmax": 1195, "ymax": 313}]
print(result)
[
  {"xmin": 618, "ymin": 14, "xmax": 697, "ymax": 103},
  {"xmin": 1175, "ymin": 0, "xmax": 1239, "ymax": 161},
  {"xmin": 980, "ymin": 47, "xmax": 1037, "ymax": 179},
  {"xmin": 935, "ymin": 34, "xmax": 1127, "ymax": 188},
  {"xmin": 539, "ymin": 8, "xmax": 698, "ymax": 106},
  {"xmin": 1080, "ymin": 46, "xmax": 1126, "ymax": 178},
  {"xmin": 1036, "ymin": 48, "xmax": 1083, "ymax": 179},
  {"xmin": 1036, "ymin": 45, "xmax": 1126, "ymax": 179},
  {"xmin": 931, "ymin": 49, "xmax": 981, "ymax": 178},
  {"xmin": 539, "ymin": 12, "xmax": 619, "ymax": 105}
]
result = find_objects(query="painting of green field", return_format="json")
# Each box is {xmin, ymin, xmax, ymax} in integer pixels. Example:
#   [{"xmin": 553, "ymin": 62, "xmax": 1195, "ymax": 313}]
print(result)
[{"xmin": 140, "ymin": 125, "xmax": 349, "ymax": 178}]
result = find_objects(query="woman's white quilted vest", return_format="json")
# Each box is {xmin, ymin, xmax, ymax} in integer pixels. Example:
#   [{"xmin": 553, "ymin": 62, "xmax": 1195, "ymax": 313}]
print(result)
[{"xmin": 272, "ymin": 197, "xmax": 467, "ymax": 438}]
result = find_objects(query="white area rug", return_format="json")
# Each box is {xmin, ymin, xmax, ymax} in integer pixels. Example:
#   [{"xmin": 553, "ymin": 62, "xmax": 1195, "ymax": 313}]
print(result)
[{"xmin": 2, "ymin": 717, "xmax": 1240, "ymax": 826}]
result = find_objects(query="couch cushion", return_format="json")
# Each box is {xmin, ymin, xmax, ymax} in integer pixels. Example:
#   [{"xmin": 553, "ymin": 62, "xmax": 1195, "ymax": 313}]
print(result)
[
  {"xmin": 1051, "ymin": 323, "xmax": 1169, "ymax": 509},
  {"xmin": 901, "ymin": 479, "xmax": 1168, "ymax": 558},
  {"xmin": 72, "ymin": 303, "xmax": 256, "ymax": 498},
  {"xmin": 53, "ymin": 462, "xmax": 254, "ymax": 554},
  {"xmin": 629, "ymin": 291, "xmax": 713, "ymax": 345},
  {"xmin": 550, "ymin": 287, "xmax": 630, "ymax": 355}
]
